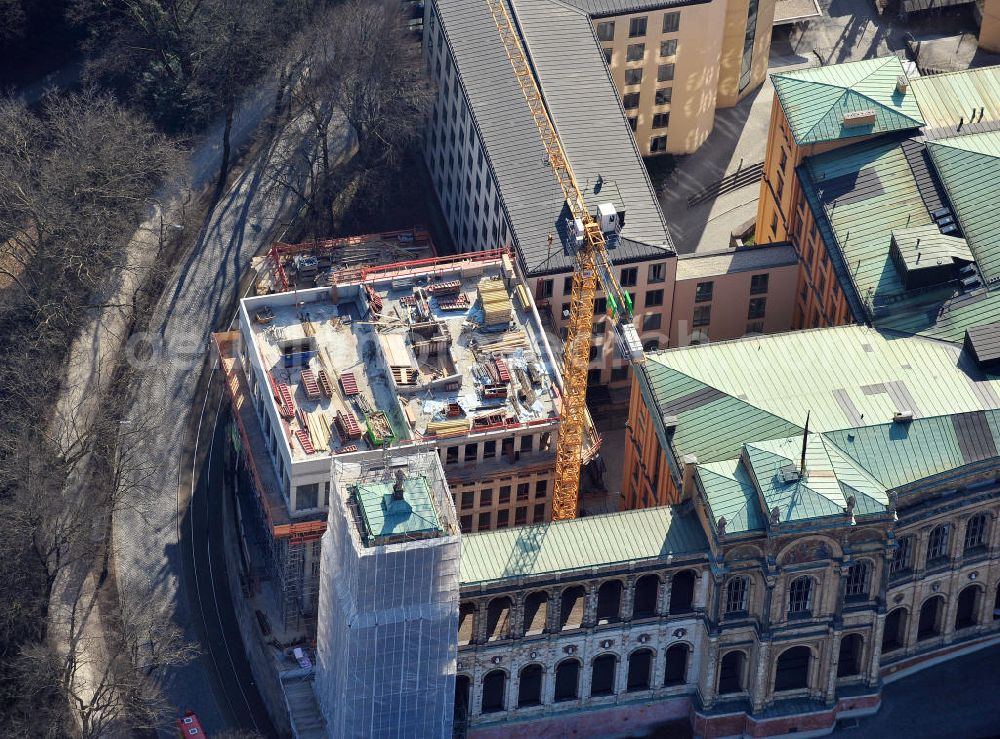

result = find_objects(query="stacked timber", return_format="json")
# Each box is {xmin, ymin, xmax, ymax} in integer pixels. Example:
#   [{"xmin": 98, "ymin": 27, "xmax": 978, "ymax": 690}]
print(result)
[
  {"xmin": 477, "ymin": 278, "xmax": 512, "ymax": 327},
  {"xmin": 425, "ymin": 418, "xmax": 471, "ymax": 437}
]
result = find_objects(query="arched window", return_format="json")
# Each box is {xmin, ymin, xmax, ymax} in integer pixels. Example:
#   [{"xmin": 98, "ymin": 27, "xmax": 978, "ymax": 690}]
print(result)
[
  {"xmin": 626, "ymin": 649, "xmax": 654, "ymax": 692},
  {"xmin": 670, "ymin": 570, "xmax": 696, "ymax": 614},
  {"xmin": 787, "ymin": 576, "xmax": 813, "ymax": 616},
  {"xmin": 523, "ymin": 591, "xmax": 548, "ymax": 635},
  {"xmin": 486, "ymin": 597, "xmax": 512, "ymax": 641},
  {"xmin": 844, "ymin": 561, "xmax": 871, "ymax": 599},
  {"xmin": 664, "ymin": 643, "xmax": 689, "ymax": 686},
  {"xmin": 725, "ymin": 576, "xmax": 749, "ymax": 614},
  {"xmin": 455, "ymin": 675, "xmax": 471, "ymax": 726},
  {"xmin": 458, "ymin": 602, "xmax": 476, "ymax": 645},
  {"xmin": 882, "ymin": 607, "xmax": 907, "ymax": 652},
  {"xmin": 517, "ymin": 664, "xmax": 543, "ymax": 708},
  {"xmin": 590, "ymin": 654, "xmax": 618, "ymax": 697},
  {"xmin": 718, "ymin": 651, "xmax": 745, "ymax": 694},
  {"xmin": 560, "ymin": 586, "xmax": 586, "ymax": 630},
  {"xmin": 633, "ymin": 574, "xmax": 660, "ymax": 618},
  {"xmin": 955, "ymin": 585, "xmax": 980, "ymax": 630},
  {"xmin": 774, "ymin": 646, "xmax": 811, "ymax": 692},
  {"xmin": 481, "ymin": 669, "xmax": 507, "ymax": 713},
  {"xmin": 964, "ymin": 514, "xmax": 988, "ymax": 552},
  {"xmin": 596, "ymin": 581, "xmax": 623, "ymax": 624},
  {"xmin": 927, "ymin": 525, "xmax": 950, "ymax": 564},
  {"xmin": 890, "ymin": 535, "xmax": 913, "ymax": 575},
  {"xmin": 554, "ymin": 659, "xmax": 580, "ymax": 702},
  {"xmin": 837, "ymin": 634, "xmax": 863, "ymax": 677},
  {"xmin": 918, "ymin": 595, "xmax": 945, "ymax": 640}
]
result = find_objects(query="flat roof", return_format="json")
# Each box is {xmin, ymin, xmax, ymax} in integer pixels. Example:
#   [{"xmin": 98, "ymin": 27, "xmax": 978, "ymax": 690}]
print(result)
[
  {"xmin": 353, "ymin": 475, "xmax": 442, "ymax": 544},
  {"xmin": 433, "ymin": 0, "xmax": 673, "ymax": 277},
  {"xmin": 242, "ymin": 253, "xmax": 561, "ymax": 462},
  {"xmin": 772, "ymin": 56, "xmax": 924, "ymax": 145},
  {"xmin": 675, "ymin": 243, "xmax": 798, "ymax": 281},
  {"xmin": 645, "ymin": 324, "xmax": 1000, "ymax": 464},
  {"xmin": 459, "ymin": 504, "xmax": 706, "ymax": 585},
  {"xmin": 772, "ymin": 0, "xmax": 822, "ymax": 24},
  {"xmin": 910, "ymin": 65, "xmax": 1000, "ymax": 130}
]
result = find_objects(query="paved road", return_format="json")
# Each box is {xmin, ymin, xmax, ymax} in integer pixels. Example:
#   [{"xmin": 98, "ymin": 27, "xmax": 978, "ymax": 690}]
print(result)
[
  {"xmin": 836, "ymin": 644, "xmax": 1000, "ymax": 738},
  {"xmin": 113, "ymin": 106, "xmax": 353, "ymax": 734}
]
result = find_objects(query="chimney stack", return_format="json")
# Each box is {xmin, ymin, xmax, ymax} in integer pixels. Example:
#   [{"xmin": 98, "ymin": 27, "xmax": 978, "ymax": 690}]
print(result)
[
  {"xmin": 392, "ymin": 469, "xmax": 406, "ymax": 500},
  {"xmin": 680, "ymin": 454, "xmax": 698, "ymax": 502}
]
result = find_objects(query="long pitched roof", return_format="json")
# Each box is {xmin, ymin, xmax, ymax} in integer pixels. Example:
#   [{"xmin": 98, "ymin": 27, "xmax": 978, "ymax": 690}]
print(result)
[
  {"xmin": 434, "ymin": 0, "xmax": 673, "ymax": 276},
  {"xmin": 772, "ymin": 56, "xmax": 925, "ymax": 145},
  {"xmin": 459, "ymin": 505, "xmax": 706, "ymax": 585}
]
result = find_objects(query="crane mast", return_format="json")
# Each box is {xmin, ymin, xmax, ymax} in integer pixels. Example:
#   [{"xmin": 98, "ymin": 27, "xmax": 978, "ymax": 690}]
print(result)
[{"xmin": 486, "ymin": 0, "xmax": 641, "ymax": 520}]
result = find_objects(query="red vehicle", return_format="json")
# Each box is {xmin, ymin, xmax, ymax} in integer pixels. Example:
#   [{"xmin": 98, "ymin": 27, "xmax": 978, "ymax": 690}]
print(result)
[{"xmin": 176, "ymin": 710, "xmax": 206, "ymax": 737}]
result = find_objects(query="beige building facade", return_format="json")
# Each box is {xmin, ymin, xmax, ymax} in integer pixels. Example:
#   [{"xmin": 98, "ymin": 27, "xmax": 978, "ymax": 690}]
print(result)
[
  {"xmin": 597, "ymin": 0, "xmax": 776, "ymax": 155},
  {"xmin": 981, "ymin": 0, "xmax": 1000, "ymax": 53}
]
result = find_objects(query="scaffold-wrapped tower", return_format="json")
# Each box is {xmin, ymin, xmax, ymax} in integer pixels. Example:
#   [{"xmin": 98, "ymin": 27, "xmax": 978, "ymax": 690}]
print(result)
[{"xmin": 314, "ymin": 452, "xmax": 461, "ymax": 738}]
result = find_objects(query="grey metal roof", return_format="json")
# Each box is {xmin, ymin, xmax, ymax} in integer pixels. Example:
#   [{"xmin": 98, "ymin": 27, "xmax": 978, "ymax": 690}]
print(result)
[
  {"xmin": 434, "ymin": 0, "xmax": 674, "ymax": 276},
  {"xmin": 557, "ymin": 0, "xmax": 709, "ymax": 18}
]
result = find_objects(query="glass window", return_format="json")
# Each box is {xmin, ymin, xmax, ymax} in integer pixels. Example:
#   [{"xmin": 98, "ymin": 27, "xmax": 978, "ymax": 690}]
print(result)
[
  {"xmin": 662, "ymin": 11, "xmax": 680, "ymax": 33},
  {"xmin": 927, "ymin": 524, "xmax": 950, "ymax": 562},
  {"xmin": 296, "ymin": 483, "xmax": 319, "ymax": 510},
  {"xmin": 844, "ymin": 561, "xmax": 870, "ymax": 598},
  {"xmin": 563, "ymin": 276, "xmax": 574, "ymax": 295},
  {"xmin": 483, "ymin": 440, "xmax": 496, "ymax": 458},
  {"xmin": 464, "ymin": 443, "xmax": 478, "ymax": 462},
  {"xmin": 603, "ymin": 47, "xmax": 612, "ymax": 65},
  {"xmin": 499, "ymin": 485, "xmax": 511, "ymax": 504},
  {"xmin": 627, "ymin": 116, "xmax": 638, "ymax": 133},
  {"xmin": 594, "ymin": 296, "xmax": 608, "ymax": 314},
  {"xmin": 620, "ymin": 267, "xmax": 638, "ymax": 287},
  {"xmin": 650, "ymin": 135, "xmax": 667, "ymax": 153},
  {"xmin": 657, "ymin": 63, "xmax": 675, "ymax": 82},
  {"xmin": 478, "ymin": 512, "xmax": 491, "ymax": 530},
  {"xmin": 625, "ymin": 68, "xmax": 643, "ymax": 85},
  {"xmin": 788, "ymin": 576, "xmax": 812, "ymax": 616},
  {"xmin": 461, "ymin": 491, "xmax": 474, "ymax": 509},
  {"xmin": 642, "ymin": 313, "xmax": 662, "ymax": 331},
  {"xmin": 460, "ymin": 515, "xmax": 473, "ymax": 533},
  {"xmin": 623, "ymin": 93, "xmax": 640, "ymax": 110},
  {"xmin": 480, "ymin": 488, "xmax": 493, "ymax": 506},
  {"xmin": 515, "ymin": 506, "xmax": 528, "ymax": 525},
  {"xmin": 539, "ymin": 279, "xmax": 554, "ymax": 299},
  {"xmin": 446, "ymin": 446, "xmax": 459, "ymax": 464},
  {"xmin": 750, "ymin": 273, "xmax": 769, "ymax": 294},
  {"xmin": 695, "ymin": 281, "xmax": 714, "ymax": 303},
  {"xmin": 645, "ymin": 289, "xmax": 664, "ymax": 307},
  {"xmin": 611, "ymin": 366, "xmax": 630, "ymax": 382},
  {"xmin": 626, "ymin": 43, "xmax": 645, "ymax": 62},
  {"xmin": 648, "ymin": 263, "xmax": 666, "ymax": 283},
  {"xmin": 660, "ymin": 39, "xmax": 678, "ymax": 57},
  {"xmin": 693, "ymin": 305, "xmax": 711, "ymax": 327},
  {"xmin": 497, "ymin": 509, "xmax": 510, "ymax": 527},
  {"xmin": 965, "ymin": 514, "xmax": 988, "ymax": 551},
  {"xmin": 535, "ymin": 479, "xmax": 548, "ymax": 497},
  {"xmin": 517, "ymin": 483, "xmax": 530, "ymax": 500},
  {"xmin": 747, "ymin": 297, "xmax": 766, "ymax": 320},
  {"xmin": 652, "ymin": 112, "xmax": 669, "ymax": 129},
  {"xmin": 779, "ymin": 148, "xmax": 788, "ymax": 170},
  {"xmin": 655, "ymin": 87, "xmax": 672, "ymax": 105},
  {"xmin": 629, "ymin": 16, "xmax": 647, "ymax": 37},
  {"xmin": 520, "ymin": 435, "xmax": 534, "ymax": 452},
  {"xmin": 597, "ymin": 21, "xmax": 615, "ymax": 41},
  {"xmin": 725, "ymin": 577, "xmax": 748, "ymax": 614},
  {"xmin": 533, "ymin": 504, "xmax": 546, "ymax": 523}
]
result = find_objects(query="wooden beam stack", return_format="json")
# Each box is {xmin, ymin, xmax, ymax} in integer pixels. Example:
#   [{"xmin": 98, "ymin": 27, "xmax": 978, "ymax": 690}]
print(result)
[{"xmin": 478, "ymin": 277, "xmax": 512, "ymax": 327}]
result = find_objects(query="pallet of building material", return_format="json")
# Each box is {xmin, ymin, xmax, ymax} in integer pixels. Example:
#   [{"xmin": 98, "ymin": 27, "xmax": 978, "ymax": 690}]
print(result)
[
  {"xmin": 276, "ymin": 382, "xmax": 295, "ymax": 419},
  {"xmin": 425, "ymin": 418, "xmax": 471, "ymax": 437},
  {"xmin": 335, "ymin": 409, "xmax": 362, "ymax": 440},
  {"xmin": 365, "ymin": 411, "xmax": 395, "ymax": 447},
  {"xmin": 365, "ymin": 284, "xmax": 383, "ymax": 317},
  {"xmin": 293, "ymin": 429, "xmax": 315, "ymax": 455},
  {"xmin": 427, "ymin": 279, "xmax": 462, "ymax": 296},
  {"xmin": 300, "ymin": 368, "xmax": 321, "ymax": 399},
  {"xmin": 339, "ymin": 371, "xmax": 359, "ymax": 396},
  {"xmin": 305, "ymin": 412, "xmax": 331, "ymax": 451},
  {"xmin": 477, "ymin": 277, "xmax": 513, "ymax": 327},
  {"xmin": 436, "ymin": 294, "xmax": 470, "ymax": 311},
  {"xmin": 317, "ymin": 369, "xmax": 334, "ymax": 398},
  {"xmin": 336, "ymin": 444, "xmax": 358, "ymax": 454},
  {"xmin": 445, "ymin": 402, "xmax": 463, "ymax": 417},
  {"xmin": 475, "ymin": 332, "xmax": 527, "ymax": 352},
  {"xmin": 391, "ymin": 366, "xmax": 418, "ymax": 385},
  {"xmin": 481, "ymin": 383, "xmax": 508, "ymax": 399},
  {"xmin": 472, "ymin": 411, "xmax": 505, "ymax": 429},
  {"xmin": 494, "ymin": 356, "xmax": 511, "ymax": 383}
]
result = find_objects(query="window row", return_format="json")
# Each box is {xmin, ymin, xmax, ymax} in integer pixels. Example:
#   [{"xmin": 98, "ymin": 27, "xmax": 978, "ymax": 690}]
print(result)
[
  {"xmin": 623, "ymin": 87, "xmax": 673, "ymax": 109},
  {"xmin": 442, "ymin": 433, "xmax": 551, "ymax": 465},
  {"xmin": 463, "ymin": 644, "xmax": 691, "ymax": 716},
  {"xmin": 460, "ymin": 572, "xmax": 698, "ymax": 643},
  {"xmin": 459, "ymin": 503, "xmax": 547, "ymax": 533},
  {"xmin": 458, "ymin": 480, "xmax": 549, "ymax": 509},
  {"xmin": 881, "ymin": 583, "xmax": 1000, "ymax": 653},
  {"xmin": 890, "ymin": 516, "xmax": 992, "ymax": 576},
  {"xmin": 595, "ymin": 11, "xmax": 680, "ymax": 41}
]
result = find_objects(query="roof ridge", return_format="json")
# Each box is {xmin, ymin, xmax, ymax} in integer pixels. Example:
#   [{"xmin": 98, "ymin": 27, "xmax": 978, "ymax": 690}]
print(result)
[{"xmin": 926, "ymin": 136, "xmax": 1000, "ymax": 159}]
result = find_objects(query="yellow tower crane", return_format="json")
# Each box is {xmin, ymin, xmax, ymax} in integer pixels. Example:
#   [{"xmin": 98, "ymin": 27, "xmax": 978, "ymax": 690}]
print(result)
[{"xmin": 486, "ymin": 0, "xmax": 647, "ymax": 520}]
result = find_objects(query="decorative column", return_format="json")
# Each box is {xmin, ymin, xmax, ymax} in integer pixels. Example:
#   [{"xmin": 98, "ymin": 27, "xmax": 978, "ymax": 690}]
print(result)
[
  {"xmin": 833, "ymin": 562, "xmax": 848, "ymax": 626},
  {"xmin": 545, "ymin": 587, "xmax": 561, "ymax": 633},
  {"xmin": 657, "ymin": 574, "xmax": 672, "ymax": 616},
  {"xmin": 699, "ymin": 635, "xmax": 720, "ymax": 709},
  {"xmin": 824, "ymin": 633, "xmax": 842, "ymax": 705},
  {"xmin": 510, "ymin": 591, "xmax": 526, "ymax": 639},
  {"xmin": 473, "ymin": 600, "xmax": 488, "ymax": 645},
  {"xmin": 621, "ymin": 576, "xmax": 637, "ymax": 622},
  {"xmin": 750, "ymin": 641, "xmax": 772, "ymax": 713},
  {"xmin": 868, "ymin": 613, "xmax": 886, "ymax": 687},
  {"xmin": 582, "ymin": 583, "xmax": 599, "ymax": 627}
]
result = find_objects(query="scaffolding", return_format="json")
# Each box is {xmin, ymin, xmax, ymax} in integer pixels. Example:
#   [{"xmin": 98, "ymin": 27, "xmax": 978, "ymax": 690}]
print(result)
[{"xmin": 314, "ymin": 453, "xmax": 461, "ymax": 739}]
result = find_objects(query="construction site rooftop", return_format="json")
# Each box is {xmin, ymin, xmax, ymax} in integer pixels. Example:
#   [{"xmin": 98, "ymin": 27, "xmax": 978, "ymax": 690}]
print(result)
[{"xmin": 240, "ymin": 251, "xmax": 563, "ymax": 463}]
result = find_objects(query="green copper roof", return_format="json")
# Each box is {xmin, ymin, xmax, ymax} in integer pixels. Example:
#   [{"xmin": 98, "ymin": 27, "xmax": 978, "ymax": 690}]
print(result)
[
  {"xmin": 646, "ymin": 326, "xmax": 1000, "ymax": 463},
  {"xmin": 891, "ymin": 224, "xmax": 973, "ymax": 273},
  {"xmin": 772, "ymin": 57, "xmax": 925, "ymax": 145},
  {"xmin": 824, "ymin": 410, "xmax": 1000, "ymax": 489},
  {"xmin": 878, "ymin": 290, "xmax": 1000, "ymax": 343},
  {"xmin": 697, "ymin": 459, "xmax": 766, "ymax": 535},
  {"xmin": 926, "ymin": 131, "xmax": 1000, "ymax": 283},
  {"xmin": 459, "ymin": 506, "xmax": 707, "ymax": 585},
  {"xmin": 910, "ymin": 66, "xmax": 1000, "ymax": 130},
  {"xmin": 354, "ymin": 476, "xmax": 441, "ymax": 544}
]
